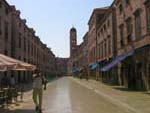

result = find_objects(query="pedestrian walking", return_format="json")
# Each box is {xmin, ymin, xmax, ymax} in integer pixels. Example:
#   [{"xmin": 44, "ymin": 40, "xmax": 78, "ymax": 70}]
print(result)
[
  {"xmin": 10, "ymin": 75, "xmax": 16, "ymax": 87},
  {"xmin": 85, "ymin": 66, "xmax": 89, "ymax": 81},
  {"xmin": 33, "ymin": 70, "xmax": 45, "ymax": 113}
]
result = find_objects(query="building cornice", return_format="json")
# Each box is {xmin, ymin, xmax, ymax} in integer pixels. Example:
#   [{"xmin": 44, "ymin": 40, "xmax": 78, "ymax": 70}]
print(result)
[{"xmin": 88, "ymin": 7, "xmax": 110, "ymax": 25}]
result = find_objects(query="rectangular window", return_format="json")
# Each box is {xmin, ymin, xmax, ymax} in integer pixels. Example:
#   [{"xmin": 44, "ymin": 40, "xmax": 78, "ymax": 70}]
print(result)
[
  {"xmin": 101, "ymin": 44, "xmax": 103, "ymax": 58},
  {"xmin": 126, "ymin": 0, "xmax": 130, "ymax": 6},
  {"xmin": 34, "ymin": 46, "xmax": 36, "ymax": 57},
  {"xmin": 91, "ymin": 50, "xmax": 92, "ymax": 62},
  {"xmin": 0, "ymin": 17, "xmax": 2, "ymax": 35},
  {"xmin": 5, "ymin": 8, "xmax": 9, "ymax": 15},
  {"xmin": 97, "ymin": 32, "xmax": 100, "ymax": 37},
  {"xmin": 108, "ymin": 36, "xmax": 111, "ymax": 54},
  {"xmin": 18, "ymin": 33, "xmax": 21, "ymax": 48},
  {"xmin": 24, "ymin": 27, "xmax": 26, "ymax": 32},
  {"xmin": 4, "ymin": 21, "xmax": 8, "ymax": 41},
  {"xmin": 104, "ymin": 24, "xmax": 106, "ymax": 31},
  {"xmin": 134, "ymin": 10, "xmax": 141, "ymax": 39},
  {"xmin": 4, "ymin": 50, "xmax": 8, "ymax": 55},
  {"xmin": 31, "ymin": 43, "xmax": 32, "ymax": 55},
  {"xmin": 99, "ymin": 44, "xmax": 101, "ymax": 59},
  {"xmin": 94, "ymin": 47, "xmax": 96, "ymax": 61},
  {"xmin": 107, "ymin": 20, "xmax": 110, "ymax": 27},
  {"xmin": 100, "ymin": 44, "xmax": 102, "ymax": 59},
  {"xmin": 24, "ymin": 37, "xmax": 26, "ymax": 52},
  {"xmin": 24, "ymin": 58, "xmax": 26, "ymax": 62},
  {"xmin": 32, "ymin": 44, "xmax": 33, "ymax": 56},
  {"xmin": 126, "ymin": 17, "xmax": 132, "ymax": 42},
  {"xmin": 28, "ymin": 41, "xmax": 30, "ymax": 55},
  {"xmin": 119, "ymin": 4, "xmax": 123, "ymax": 14},
  {"xmin": 119, "ymin": 24, "xmax": 124, "ymax": 47},
  {"xmin": 97, "ymin": 44, "xmax": 99, "ymax": 59},
  {"xmin": 102, "ymin": 42, "xmax": 104, "ymax": 58},
  {"xmin": 0, "ymin": 1, "xmax": 2, "ymax": 8},
  {"xmin": 104, "ymin": 40, "xmax": 107, "ymax": 57},
  {"xmin": 146, "ymin": 2, "xmax": 150, "ymax": 32},
  {"xmin": 97, "ymin": 45, "xmax": 99, "ymax": 59},
  {"xmin": 18, "ymin": 56, "xmax": 21, "ymax": 60},
  {"xmin": 102, "ymin": 42, "xmax": 105, "ymax": 58},
  {"xmin": 19, "ymin": 22, "xmax": 21, "ymax": 27}
]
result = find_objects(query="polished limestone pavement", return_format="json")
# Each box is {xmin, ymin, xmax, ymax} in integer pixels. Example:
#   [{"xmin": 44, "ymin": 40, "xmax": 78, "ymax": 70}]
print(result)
[{"xmin": 42, "ymin": 77, "xmax": 133, "ymax": 113}]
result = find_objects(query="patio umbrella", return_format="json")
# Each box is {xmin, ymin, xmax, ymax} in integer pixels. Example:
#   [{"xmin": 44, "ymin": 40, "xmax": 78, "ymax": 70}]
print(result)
[
  {"xmin": 0, "ymin": 57, "xmax": 18, "ymax": 71},
  {"xmin": 0, "ymin": 54, "xmax": 36, "ymax": 71},
  {"xmin": 14, "ymin": 62, "xmax": 36, "ymax": 71}
]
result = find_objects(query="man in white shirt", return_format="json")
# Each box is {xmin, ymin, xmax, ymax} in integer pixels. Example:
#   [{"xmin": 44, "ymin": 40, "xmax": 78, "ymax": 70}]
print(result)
[{"xmin": 33, "ymin": 70, "xmax": 44, "ymax": 113}]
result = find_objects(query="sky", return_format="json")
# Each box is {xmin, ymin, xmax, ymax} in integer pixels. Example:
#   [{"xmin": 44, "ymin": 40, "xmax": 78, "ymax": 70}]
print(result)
[{"xmin": 7, "ymin": 0, "xmax": 113, "ymax": 58}]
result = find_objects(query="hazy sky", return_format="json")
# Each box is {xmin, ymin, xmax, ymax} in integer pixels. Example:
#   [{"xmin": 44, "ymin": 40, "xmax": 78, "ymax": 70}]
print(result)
[{"xmin": 7, "ymin": 0, "xmax": 113, "ymax": 58}]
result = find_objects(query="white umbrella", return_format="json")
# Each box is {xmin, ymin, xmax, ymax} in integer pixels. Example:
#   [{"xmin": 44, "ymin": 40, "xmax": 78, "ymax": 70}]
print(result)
[{"xmin": 0, "ymin": 54, "xmax": 36, "ymax": 71}]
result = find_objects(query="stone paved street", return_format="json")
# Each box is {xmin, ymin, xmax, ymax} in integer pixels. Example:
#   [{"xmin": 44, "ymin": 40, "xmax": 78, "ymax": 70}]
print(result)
[{"xmin": 1, "ymin": 77, "xmax": 150, "ymax": 113}]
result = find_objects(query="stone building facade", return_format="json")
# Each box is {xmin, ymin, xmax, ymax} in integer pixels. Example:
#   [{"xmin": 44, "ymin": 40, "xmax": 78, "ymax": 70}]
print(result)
[
  {"xmin": 0, "ymin": 0, "xmax": 12, "ymax": 57},
  {"xmin": 70, "ymin": 27, "xmax": 77, "ymax": 58},
  {"xmin": 82, "ymin": 32, "xmax": 89, "ymax": 67},
  {"xmin": 56, "ymin": 58, "xmax": 68, "ymax": 76},
  {"xmin": 0, "ymin": 0, "xmax": 12, "ymax": 80},
  {"xmin": 68, "ymin": 0, "xmax": 150, "ymax": 91},
  {"xmin": 68, "ymin": 27, "xmax": 77, "ymax": 74},
  {"xmin": 0, "ymin": 0, "xmax": 57, "ymax": 83},
  {"xmin": 68, "ymin": 27, "xmax": 89, "ymax": 76},
  {"xmin": 88, "ymin": 8, "xmax": 117, "ymax": 80},
  {"xmin": 88, "ymin": 9, "xmax": 97, "ymax": 65},
  {"xmin": 96, "ymin": 7, "xmax": 118, "ymax": 83},
  {"xmin": 112, "ymin": 0, "xmax": 150, "ymax": 90}
]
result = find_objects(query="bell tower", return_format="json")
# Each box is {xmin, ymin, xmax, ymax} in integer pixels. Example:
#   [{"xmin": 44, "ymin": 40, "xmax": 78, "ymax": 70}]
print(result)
[{"xmin": 70, "ymin": 27, "xmax": 77, "ymax": 58}]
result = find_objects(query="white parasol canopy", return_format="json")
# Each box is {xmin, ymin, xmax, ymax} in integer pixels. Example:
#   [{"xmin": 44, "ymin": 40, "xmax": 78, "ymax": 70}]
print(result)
[{"xmin": 0, "ymin": 54, "xmax": 36, "ymax": 71}]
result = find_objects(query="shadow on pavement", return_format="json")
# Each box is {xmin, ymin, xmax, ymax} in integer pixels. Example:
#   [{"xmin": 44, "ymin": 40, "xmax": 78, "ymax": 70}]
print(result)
[
  {"xmin": 143, "ymin": 92, "xmax": 150, "ymax": 95},
  {"xmin": 113, "ymin": 86, "xmax": 146, "ymax": 92},
  {"xmin": 0, "ymin": 108, "xmax": 35, "ymax": 113},
  {"xmin": 22, "ymin": 83, "xmax": 33, "ymax": 92}
]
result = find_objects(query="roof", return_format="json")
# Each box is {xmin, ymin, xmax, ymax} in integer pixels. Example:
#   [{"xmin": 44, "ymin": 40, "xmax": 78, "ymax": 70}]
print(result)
[
  {"xmin": 88, "ymin": 7, "xmax": 110, "ymax": 25},
  {"xmin": 70, "ymin": 27, "xmax": 76, "ymax": 32}
]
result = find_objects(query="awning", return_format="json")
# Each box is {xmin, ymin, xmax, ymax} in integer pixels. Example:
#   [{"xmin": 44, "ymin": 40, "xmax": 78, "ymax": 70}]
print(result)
[
  {"xmin": 0, "ymin": 54, "xmax": 36, "ymax": 71},
  {"xmin": 101, "ymin": 50, "xmax": 134, "ymax": 72},
  {"xmin": 72, "ymin": 67, "xmax": 80, "ymax": 73},
  {"xmin": 98, "ymin": 59, "xmax": 107, "ymax": 67},
  {"xmin": 101, "ymin": 57, "xmax": 120, "ymax": 72},
  {"xmin": 89, "ymin": 63, "xmax": 98, "ymax": 70},
  {"xmin": 119, "ymin": 50, "xmax": 134, "ymax": 62},
  {"xmin": 78, "ymin": 67, "xmax": 83, "ymax": 72},
  {"xmin": 135, "ymin": 44, "xmax": 150, "ymax": 52}
]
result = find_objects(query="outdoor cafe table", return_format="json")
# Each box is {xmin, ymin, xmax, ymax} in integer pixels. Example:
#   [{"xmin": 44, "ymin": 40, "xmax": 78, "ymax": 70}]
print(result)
[
  {"xmin": 3, "ymin": 87, "xmax": 9, "ymax": 101},
  {"xmin": 0, "ymin": 90, "xmax": 4, "ymax": 97},
  {"xmin": 0, "ymin": 90, "xmax": 4, "ymax": 94},
  {"xmin": 0, "ymin": 90, "xmax": 4, "ymax": 106},
  {"xmin": 3, "ymin": 87, "xmax": 9, "ymax": 93}
]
